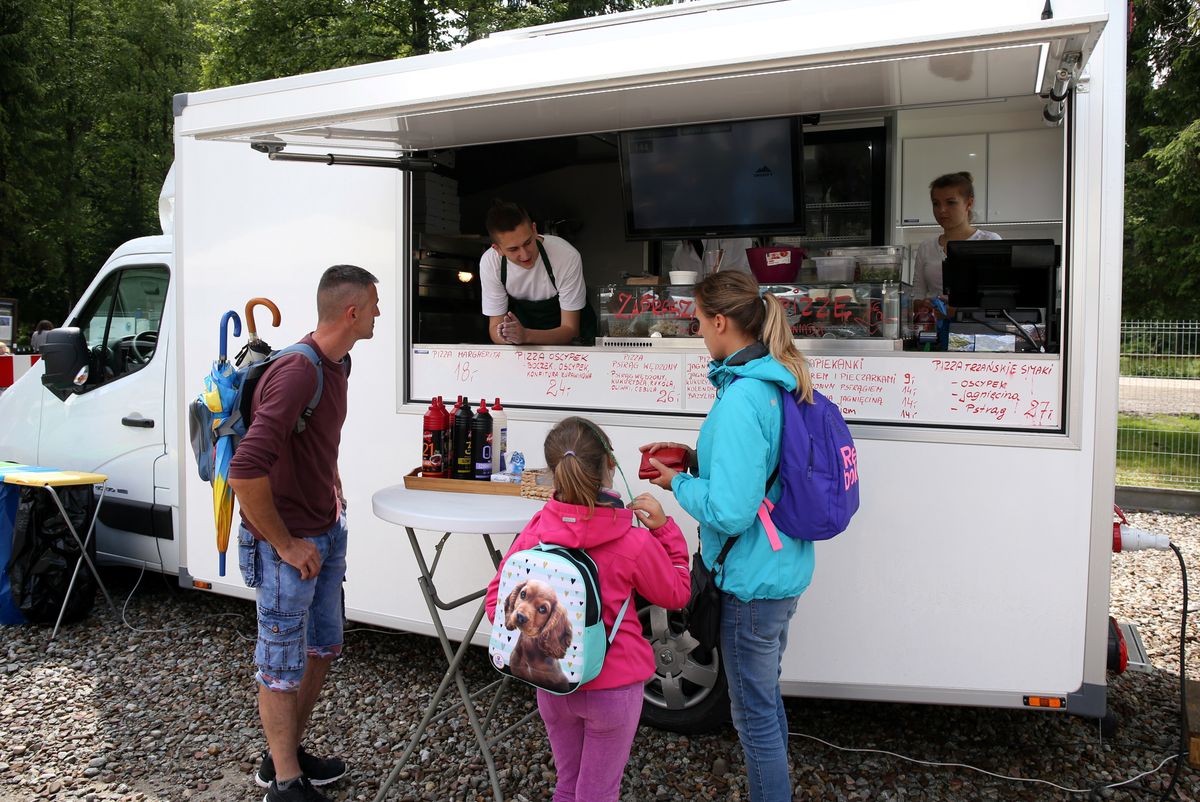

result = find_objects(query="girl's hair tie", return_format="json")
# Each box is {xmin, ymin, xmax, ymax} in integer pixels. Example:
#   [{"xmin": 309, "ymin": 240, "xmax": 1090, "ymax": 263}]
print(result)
[{"xmin": 563, "ymin": 450, "xmax": 576, "ymax": 457}]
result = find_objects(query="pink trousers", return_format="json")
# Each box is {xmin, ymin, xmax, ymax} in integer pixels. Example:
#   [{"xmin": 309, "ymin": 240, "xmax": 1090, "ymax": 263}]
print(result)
[{"xmin": 536, "ymin": 682, "xmax": 644, "ymax": 802}]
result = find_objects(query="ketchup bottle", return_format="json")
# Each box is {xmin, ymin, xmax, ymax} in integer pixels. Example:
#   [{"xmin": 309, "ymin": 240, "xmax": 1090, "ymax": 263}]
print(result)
[{"xmin": 422, "ymin": 396, "xmax": 448, "ymax": 477}]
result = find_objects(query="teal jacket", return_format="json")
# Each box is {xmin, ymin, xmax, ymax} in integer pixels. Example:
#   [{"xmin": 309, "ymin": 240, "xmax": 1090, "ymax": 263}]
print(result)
[{"xmin": 671, "ymin": 344, "xmax": 815, "ymax": 602}]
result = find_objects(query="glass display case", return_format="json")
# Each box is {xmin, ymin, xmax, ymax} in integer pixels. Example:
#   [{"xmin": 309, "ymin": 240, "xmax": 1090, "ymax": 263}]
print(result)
[{"xmin": 598, "ymin": 281, "xmax": 905, "ymax": 342}]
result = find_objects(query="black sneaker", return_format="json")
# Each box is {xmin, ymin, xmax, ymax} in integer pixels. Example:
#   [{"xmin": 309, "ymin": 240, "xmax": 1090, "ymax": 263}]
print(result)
[
  {"xmin": 256, "ymin": 746, "xmax": 348, "ymax": 788},
  {"xmin": 263, "ymin": 776, "xmax": 330, "ymax": 802}
]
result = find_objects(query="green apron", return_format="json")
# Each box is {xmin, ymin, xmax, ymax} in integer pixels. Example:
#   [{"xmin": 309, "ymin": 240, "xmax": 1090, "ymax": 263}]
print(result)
[{"xmin": 500, "ymin": 239, "xmax": 597, "ymax": 343}]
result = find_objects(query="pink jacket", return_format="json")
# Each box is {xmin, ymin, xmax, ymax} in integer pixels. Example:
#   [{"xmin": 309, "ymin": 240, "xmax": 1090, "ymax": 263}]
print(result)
[{"xmin": 486, "ymin": 497, "xmax": 691, "ymax": 690}]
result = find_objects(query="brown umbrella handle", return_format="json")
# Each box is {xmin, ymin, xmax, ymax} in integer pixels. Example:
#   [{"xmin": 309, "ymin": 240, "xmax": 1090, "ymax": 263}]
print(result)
[{"xmin": 244, "ymin": 297, "xmax": 281, "ymax": 339}]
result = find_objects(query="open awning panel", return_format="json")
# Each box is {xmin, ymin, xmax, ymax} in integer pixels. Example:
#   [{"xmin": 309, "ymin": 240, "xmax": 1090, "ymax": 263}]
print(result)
[{"xmin": 179, "ymin": 0, "xmax": 1107, "ymax": 153}]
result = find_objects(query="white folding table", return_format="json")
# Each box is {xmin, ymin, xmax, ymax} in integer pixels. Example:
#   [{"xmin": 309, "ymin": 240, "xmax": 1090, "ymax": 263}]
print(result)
[{"xmin": 372, "ymin": 484, "xmax": 544, "ymax": 802}]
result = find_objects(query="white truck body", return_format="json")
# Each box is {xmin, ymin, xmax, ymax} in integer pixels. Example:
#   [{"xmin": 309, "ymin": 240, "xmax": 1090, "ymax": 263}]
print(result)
[{"xmin": 0, "ymin": 0, "xmax": 1125, "ymax": 725}]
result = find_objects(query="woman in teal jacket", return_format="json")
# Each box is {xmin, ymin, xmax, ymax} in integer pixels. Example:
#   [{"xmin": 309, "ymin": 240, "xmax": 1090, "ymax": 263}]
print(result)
[{"xmin": 642, "ymin": 270, "xmax": 814, "ymax": 802}]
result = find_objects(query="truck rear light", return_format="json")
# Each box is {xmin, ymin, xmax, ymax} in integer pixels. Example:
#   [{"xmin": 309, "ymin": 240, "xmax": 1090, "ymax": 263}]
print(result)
[{"xmin": 1107, "ymin": 615, "xmax": 1127, "ymax": 673}]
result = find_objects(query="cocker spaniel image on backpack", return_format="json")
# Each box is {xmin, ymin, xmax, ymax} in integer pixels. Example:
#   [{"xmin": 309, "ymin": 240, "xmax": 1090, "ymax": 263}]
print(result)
[{"xmin": 489, "ymin": 543, "xmax": 630, "ymax": 695}]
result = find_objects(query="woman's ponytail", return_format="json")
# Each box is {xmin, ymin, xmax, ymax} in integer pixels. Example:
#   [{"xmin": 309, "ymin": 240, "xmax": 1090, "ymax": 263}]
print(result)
[
  {"xmin": 693, "ymin": 271, "xmax": 814, "ymax": 403},
  {"xmin": 763, "ymin": 294, "xmax": 813, "ymax": 403}
]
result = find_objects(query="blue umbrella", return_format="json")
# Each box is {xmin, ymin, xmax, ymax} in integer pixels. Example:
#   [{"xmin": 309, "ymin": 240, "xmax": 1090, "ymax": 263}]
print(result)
[{"xmin": 202, "ymin": 310, "xmax": 241, "ymax": 576}]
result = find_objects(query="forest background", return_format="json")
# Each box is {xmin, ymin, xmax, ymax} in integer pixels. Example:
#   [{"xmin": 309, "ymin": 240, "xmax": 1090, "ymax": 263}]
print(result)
[{"xmin": 0, "ymin": 0, "xmax": 1197, "ymax": 337}]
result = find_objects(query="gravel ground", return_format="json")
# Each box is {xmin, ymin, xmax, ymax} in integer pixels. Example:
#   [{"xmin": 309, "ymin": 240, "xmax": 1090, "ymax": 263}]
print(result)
[{"xmin": 1, "ymin": 511, "xmax": 1198, "ymax": 802}]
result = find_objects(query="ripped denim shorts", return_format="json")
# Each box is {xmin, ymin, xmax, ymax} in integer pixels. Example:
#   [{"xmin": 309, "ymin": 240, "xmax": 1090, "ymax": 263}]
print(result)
[{"xmin": 238, "ymin": 514, "xmax": 347, "ymax": 692}]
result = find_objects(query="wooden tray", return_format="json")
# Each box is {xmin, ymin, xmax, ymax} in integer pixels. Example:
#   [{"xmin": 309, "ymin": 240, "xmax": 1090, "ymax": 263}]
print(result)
[{"xmin": 403, "ymin": 468, "xmax": 522, "ymax": 496}]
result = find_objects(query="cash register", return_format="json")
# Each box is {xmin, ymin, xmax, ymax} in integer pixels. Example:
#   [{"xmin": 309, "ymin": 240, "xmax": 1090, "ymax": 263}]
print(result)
[{"xmin": 943, "ymin": 239, "xmax": 1059, "ymax": 353}]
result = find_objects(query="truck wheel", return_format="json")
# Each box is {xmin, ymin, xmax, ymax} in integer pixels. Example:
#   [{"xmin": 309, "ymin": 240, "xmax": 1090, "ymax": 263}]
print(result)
[{"xmin": 638, "ymin": 604, "xmax": 730, "ymax": 734}]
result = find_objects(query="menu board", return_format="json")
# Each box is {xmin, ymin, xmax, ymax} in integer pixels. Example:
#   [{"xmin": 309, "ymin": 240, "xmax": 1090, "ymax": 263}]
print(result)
[{"xmin": 410, "ymin": 347, "xmax": 1062, "ymax": 429}]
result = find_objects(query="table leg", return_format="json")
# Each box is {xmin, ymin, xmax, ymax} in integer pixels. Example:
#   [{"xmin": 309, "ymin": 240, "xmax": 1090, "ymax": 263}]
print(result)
[
  {"xmin": 48, "ymin": 486, "xmax": 117, "ymax": 642},
  {"xmin": 375, "ymin": 529, "xmax": 506, "ymax": 802}
]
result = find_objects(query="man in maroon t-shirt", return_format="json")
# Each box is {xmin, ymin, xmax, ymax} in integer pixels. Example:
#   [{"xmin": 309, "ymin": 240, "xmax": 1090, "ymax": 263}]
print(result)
[{"xmin": 229, "ymin": 265, "xmax": 380, "ymax": 802}]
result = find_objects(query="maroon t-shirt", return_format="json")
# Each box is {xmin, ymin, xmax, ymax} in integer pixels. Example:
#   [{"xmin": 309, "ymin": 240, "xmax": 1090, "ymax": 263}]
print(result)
[{"xmin": 228, "ymin": 334, "xmax": 349, "ymax": 539}]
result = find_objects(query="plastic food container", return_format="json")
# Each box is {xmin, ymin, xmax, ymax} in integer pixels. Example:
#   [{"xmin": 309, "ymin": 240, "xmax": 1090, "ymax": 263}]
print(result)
[
  {"xmin": 668, "ymin": 270, "xmax": 698, "ymax": 284},
  {"xmin": 747, "ymin": 247, "xmax": 805, "ymax": 283},
  {"xmin": 812, "ymin": 256, "xmax": 855, "ymax": 282},
  {"xmin": 827, "ymin": 246, "xmax": 905, "ymax": 258},
  {"xmin": 855, "ymin": 254, "xmax": 902, "ymax": 282}
]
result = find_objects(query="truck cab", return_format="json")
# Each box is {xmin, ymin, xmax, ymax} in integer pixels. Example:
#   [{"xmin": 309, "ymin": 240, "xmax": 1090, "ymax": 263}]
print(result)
[{"xmin": 0, "ymin": 193, "xmax": 179, "ymax": 572}]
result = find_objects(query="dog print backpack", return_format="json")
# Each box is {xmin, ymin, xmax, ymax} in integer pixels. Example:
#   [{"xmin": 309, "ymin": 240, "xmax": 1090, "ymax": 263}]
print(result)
[{"xmin": 489, "ymin": 542, "xmax": 631, "ymax": 695}]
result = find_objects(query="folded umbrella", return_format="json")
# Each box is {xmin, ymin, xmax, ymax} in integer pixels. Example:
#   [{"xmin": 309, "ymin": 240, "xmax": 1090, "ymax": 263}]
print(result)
[
  {"xmin": 203, "ymin": 310, "xmax": 242, "ymax": 576},
  {"xmin": 235, "ymin": 297, "xmax": 281, "ymax": 367}
]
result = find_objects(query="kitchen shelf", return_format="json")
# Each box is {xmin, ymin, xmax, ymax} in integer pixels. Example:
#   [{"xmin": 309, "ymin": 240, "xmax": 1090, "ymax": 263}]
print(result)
[{"xmin": 806, "ymin": 201, "xmax": 871, "ymax": 211}]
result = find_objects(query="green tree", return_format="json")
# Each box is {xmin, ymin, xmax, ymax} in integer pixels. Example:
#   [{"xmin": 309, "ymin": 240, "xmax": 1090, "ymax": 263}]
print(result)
[
  {"xmin": 198, "ymin": 0, "xmax": 434, "ymax": 88},
  {"xmin": 0, "ymin": 0, "xmax": 55, "ymax": 329},
  {"xmin": 199, "ymin": 0, "xmax": 666, "ymax": 88},
  {"xmin": 0, "ymin": 0, "xmax": 202, "ymax": 337},
  {"xmin": 1124, "ymin": 0, "xmax": 1200, "ymax": 320}
]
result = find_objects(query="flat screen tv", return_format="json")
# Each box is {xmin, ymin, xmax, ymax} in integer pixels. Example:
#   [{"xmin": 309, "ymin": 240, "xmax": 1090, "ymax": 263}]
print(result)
[{"xmin": 619, "ymin": 117, "xmax": 805, "ymax": 240}]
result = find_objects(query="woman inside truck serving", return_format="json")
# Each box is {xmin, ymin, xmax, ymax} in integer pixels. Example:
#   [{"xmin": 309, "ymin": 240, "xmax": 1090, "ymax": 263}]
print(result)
[
  {"xmin": 640, "ymin": 270, "xmax": 814, "ymax": 802},
  {"xmin": 911, "ymin": 171, "xmax": 1000, "ymax": 306},
  {"xmin": 480, "ymin": 201, "xmax": 597, "ymax": 345}
]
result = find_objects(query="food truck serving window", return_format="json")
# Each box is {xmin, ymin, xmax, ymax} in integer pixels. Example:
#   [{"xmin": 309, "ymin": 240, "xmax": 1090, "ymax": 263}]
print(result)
[{"xmin": 406, "ymin": 117, "xmax": 1070, "ymax": 435}]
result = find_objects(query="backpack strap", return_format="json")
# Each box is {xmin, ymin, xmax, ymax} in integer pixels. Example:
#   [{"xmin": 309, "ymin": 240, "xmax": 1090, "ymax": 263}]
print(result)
[
  {"xmin": 726, "ymin": 376, "xmax": 786, "ymax": 553},
  {"xmin": 607, "ymin": 594, "xmax": 633, "ymax": 645},
  {"xmin": 271, "ymin": 343, "xmax": 324, "ymax": 433}
]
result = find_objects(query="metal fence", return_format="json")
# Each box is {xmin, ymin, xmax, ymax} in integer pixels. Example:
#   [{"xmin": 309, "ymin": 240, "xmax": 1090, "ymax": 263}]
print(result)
[{"xmin": 1118, "ymin": 321, "xmax": 1200, "ymax": 491}]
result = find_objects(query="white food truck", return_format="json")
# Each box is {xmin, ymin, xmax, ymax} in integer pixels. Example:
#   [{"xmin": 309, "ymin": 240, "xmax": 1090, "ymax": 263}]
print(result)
[{"xmin": 0, "ymin": 0, "xmax": 1133, "ymax": 733}]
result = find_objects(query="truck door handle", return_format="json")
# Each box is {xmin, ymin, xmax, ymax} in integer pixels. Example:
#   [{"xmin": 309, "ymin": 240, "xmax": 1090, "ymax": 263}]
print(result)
[{"xmin": 121, "ymin": 416, "xmax": 155, "ymax": 428}]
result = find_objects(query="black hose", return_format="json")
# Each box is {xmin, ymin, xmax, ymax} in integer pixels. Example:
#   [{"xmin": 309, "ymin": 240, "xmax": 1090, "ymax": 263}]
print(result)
[{"xmin": 1158, "ymin": 543, "xmax": 1188, "ymax": 800}]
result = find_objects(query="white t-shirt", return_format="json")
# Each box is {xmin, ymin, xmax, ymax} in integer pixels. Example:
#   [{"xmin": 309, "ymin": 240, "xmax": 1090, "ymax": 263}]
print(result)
[
  {"xmin": 912, "ymin": 229, "xmax": 1002, "ymax": 299},
  {"xmin": 479, "ymin": 234, "xmax": 587, "ymax": 317},
  {"xmin": 670, "ymin": 238, "xmax": 753, "ymax": 275}
]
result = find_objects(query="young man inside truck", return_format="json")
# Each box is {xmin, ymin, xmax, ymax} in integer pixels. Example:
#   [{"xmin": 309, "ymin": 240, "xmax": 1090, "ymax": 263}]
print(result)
[{"xmin": 479, "ymin": 201, "xmax": 597, "ymax": 346}]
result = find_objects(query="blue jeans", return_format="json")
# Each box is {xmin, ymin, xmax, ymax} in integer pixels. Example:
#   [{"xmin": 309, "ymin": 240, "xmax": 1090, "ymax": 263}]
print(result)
[
  {"xmin": 238, "ymin": 515, "xmax": 348, "ymax": 691},
  {"xmin": 721, "ymin": 593, "xmax": 799, "ymax": 802}
]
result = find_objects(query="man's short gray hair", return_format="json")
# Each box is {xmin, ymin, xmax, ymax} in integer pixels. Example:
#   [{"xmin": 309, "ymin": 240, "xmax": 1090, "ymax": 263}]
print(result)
[{"xmin": 317, "ymin": 264, "xmax": 378, "ymax": 323}]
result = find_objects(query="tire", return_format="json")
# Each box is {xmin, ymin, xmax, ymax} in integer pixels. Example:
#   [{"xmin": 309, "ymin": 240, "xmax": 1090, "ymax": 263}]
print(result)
[{"xmin": 638, "ymin": 603, "xmax": 731, "ymax": 734}]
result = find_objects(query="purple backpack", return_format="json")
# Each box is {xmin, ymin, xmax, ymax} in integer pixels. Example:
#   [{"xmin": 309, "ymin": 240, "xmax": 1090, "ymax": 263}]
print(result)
[{"xmin": 757, "ymin": 387, "xmax": 860, "ymax": 544}]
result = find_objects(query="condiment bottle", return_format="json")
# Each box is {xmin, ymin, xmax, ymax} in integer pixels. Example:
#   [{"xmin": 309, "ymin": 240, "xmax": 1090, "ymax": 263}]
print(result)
[
  {"xmin": 422, "ymin": 396, "xmax": 448, "ymax": 477},
  {"xmin": 446, "ymin": 395, "xmax": 463, "ymax": 471},
  {"xmin": 471, "ymin": 399, "xmax": 493, "ymax": 480},
  {"xmin": 490, "ymin": 398, "xmax": 508, "ymax": 474},
  {"xmin": 452, "ymin": 398, "xmax": 474, "ymax": 480}
]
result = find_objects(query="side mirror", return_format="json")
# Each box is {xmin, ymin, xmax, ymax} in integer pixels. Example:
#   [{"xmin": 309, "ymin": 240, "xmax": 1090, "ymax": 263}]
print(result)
[{"xmin": 40, "ymin": 327, "xmax": 91, "ymax": 401}]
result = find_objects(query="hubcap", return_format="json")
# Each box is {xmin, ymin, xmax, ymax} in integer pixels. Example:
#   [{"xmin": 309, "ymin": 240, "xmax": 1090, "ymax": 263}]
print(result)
[{"xmin": 640, "ymin": 605, "xmax": 720, "ymax": 711}]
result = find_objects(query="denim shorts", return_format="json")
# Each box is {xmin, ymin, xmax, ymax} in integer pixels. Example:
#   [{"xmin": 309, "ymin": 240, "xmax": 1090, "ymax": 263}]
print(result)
[{"xmin": 237, "ymin": 515, "xmax": 348, "ymax": 692}]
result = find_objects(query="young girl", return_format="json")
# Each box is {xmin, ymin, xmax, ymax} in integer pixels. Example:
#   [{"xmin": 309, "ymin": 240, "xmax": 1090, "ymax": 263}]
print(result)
[
  {"xmin": 640, "ymin": 270, "xmax": 814, "ymax": 802},
  {"xmin": 911, "ymin": 171, "xmax": 1002, "ymax": 302},
  {"xmin": 485, "ymin": 416, "xmax": 690, "ymax": 802}
]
